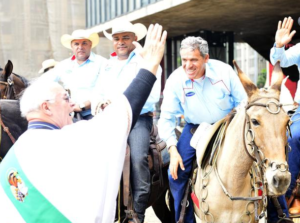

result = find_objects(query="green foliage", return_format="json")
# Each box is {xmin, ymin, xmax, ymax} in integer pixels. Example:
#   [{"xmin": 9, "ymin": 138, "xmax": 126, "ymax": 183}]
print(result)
[{"xmin": 257, "ymin": 68, "xmax": 267, "ymax": 88}]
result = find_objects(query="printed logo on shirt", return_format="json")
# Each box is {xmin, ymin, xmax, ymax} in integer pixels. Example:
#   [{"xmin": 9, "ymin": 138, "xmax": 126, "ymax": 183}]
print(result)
[
  {"xmin": 185, "ymin": 92, "xmax": 195, "ymax": 97},
  {"xmin": 8, "ymin": 170, "xmax": 28, "ymax": 202}
]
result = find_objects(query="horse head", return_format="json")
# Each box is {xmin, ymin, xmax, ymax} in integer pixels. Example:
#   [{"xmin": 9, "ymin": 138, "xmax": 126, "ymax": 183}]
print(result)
[
  {"xmin": 0, "ymin": 60, "xmax": 28, "ymax": 100},
  {"xmin": 234, "ymin": 61, "xmax": 291, "ymax": 196}
]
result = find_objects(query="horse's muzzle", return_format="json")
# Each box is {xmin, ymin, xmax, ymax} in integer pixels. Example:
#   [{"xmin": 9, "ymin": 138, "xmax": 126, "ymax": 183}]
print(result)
[{"xmin": 266, "ymin": 163, "xmax": 291, "ymax": 196}]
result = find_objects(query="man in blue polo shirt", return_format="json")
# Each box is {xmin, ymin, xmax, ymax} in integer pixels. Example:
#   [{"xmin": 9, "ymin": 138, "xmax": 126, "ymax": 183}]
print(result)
[{"xmin": 158, "ymin": 36, "xmax": 247, "ymax": 222}]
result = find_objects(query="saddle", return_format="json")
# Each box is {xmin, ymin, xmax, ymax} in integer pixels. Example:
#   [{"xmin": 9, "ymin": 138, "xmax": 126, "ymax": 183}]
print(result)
[{"xmin": 190, "ymin": 118, "xmax": 225, "ymax": 168}]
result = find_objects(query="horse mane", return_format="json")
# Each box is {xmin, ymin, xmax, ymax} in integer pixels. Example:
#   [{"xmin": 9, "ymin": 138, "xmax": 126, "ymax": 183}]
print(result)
[
  {"xmin": 13, "ymin": 73, "xmax": 29, "ymax": 88},
  {"xmin": 224, "ymin": 108, "xmax": 237, "ymax": 126}
]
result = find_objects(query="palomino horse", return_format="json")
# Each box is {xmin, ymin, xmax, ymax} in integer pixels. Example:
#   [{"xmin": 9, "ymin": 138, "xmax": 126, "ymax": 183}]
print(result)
[
  {"xmin": 0, "ymin": 60, "xmax": 28, "ymax": 99},
  {"xmin": 193, "ymin": 62, "xmax": 291, "ymax": 222}
]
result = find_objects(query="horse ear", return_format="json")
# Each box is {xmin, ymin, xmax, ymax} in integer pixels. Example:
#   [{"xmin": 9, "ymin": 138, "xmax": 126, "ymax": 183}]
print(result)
[
  {"xmin": 233, "ymin": 60, "xmax": 258, "ymax": 97},
  {"xmin": 3, "ymin": 60, "xmax": 13, "ymax": 81},
  {"xmin": 270, "ymin": 62, "xmax": 283, "ymax": 92}
]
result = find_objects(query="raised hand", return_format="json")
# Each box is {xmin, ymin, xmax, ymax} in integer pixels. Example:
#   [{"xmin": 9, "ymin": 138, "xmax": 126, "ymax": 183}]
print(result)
[
  {"xmin": 275, "ymin": 16, "xmax": 297, "ymax": 48},
  {"xmin": 133, "ymin": 23, "xmax": 167, "ymax": 75}
]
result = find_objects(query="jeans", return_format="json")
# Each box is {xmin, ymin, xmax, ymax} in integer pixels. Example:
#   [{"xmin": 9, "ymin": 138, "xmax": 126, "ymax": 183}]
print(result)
[
  {"xmin": 168, "ymin": 123, "xmax": 197, "ymax": 223},
  {"xmin": 129, "ymin": 116, "xmax": 153, "ymax": 223},
  {"xmin": 286, "ymin": 106, "xmax": 300, "ymax": 198}
]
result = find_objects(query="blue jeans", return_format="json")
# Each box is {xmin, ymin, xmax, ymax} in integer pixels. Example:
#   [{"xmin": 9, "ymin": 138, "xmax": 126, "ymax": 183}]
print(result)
[
  {"xmin": 286, "ymin": 106, "xmax": 300, "ymax": 198},
  {"xmin": 266, "ymin": 107, "xmax": 300, "ymax": 222},
  {"xmin": 168, "ymin": 123, "xmax": 197, "ymax": 223},
  {"xmin": 129, "ymin": 116, "xmax": 153, "ymax": 222}
]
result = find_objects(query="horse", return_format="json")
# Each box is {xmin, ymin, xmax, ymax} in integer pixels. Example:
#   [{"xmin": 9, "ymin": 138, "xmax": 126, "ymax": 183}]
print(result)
[
  {"xmin": 0, "ymin": 100, "xmax": 28, "ymax": 162},
  {"xmin": 0, "ymin": 60, "xmax": 28, "ymax": 99},
  {"xmin": 193, "ymin": 62, "xmax": 291, "ymax": 223}
]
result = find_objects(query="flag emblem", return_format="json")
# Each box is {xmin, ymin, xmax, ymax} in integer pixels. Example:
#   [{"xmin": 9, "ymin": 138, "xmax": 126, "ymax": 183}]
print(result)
[{"xmin": 8, "ymin": 170, "xmax": 28, "ymax": 202}]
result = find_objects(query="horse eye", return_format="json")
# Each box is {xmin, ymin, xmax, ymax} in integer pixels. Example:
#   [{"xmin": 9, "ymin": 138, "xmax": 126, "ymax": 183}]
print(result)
[{"xmin": 251, "ymin": 119, "xmax": 260, "ymax": 126}]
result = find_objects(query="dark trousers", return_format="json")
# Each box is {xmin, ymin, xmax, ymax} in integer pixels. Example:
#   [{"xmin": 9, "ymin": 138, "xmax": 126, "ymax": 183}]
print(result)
[
  {"xmin": 129, "ymin": 116, "xmax": 153, "ymax": 223},
  {"xmin": 168, "ymin": 123, "xmax": 197, "ymax": 223}
]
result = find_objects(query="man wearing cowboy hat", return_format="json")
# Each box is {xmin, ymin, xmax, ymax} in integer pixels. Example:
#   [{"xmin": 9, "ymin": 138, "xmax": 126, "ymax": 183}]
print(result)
[
  {"xmin": 92, "ymin": 20, "xmax": 162, "ymax": 223},
  {"xmin": 38, "ymin": 59, "xmax": 59, "ymax": 74},
  {"xmin": 42, "ymin": 29, "xmax": 107, "ymax": 120}
]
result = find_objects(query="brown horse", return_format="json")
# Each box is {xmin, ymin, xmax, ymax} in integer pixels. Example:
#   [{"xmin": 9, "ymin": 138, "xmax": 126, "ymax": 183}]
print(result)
[
  {"xmin": 0, "ymin": 60, "xmax": 28, "ymax": 99},
  {"xmin": 0, "ymin": 60, "xmax": 28, "ymax": 161},
  {"xmin": 193, "ymin": 62, "xmax": 291, "ymax": 222},
  {"xmin": 0, "ymin": 100, "xmax": 28, "ymax": 162}
]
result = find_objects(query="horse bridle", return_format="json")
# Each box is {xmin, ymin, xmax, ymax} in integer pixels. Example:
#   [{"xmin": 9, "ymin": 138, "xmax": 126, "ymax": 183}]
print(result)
[
  {"xmin": 0, "ymin": 74, "xmax": 16, "ymax": 99},
  {"xmin": 243, "ymin": 96, "xmax": 290, "ymax": 170}
]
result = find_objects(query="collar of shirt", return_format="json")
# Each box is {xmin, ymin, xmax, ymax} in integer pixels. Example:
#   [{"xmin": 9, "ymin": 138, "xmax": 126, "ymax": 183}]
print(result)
[
  {"xmin": 109, "ymin": 50, "xmax": 136, "ymax": 62},
  {"xmin": 28, "ymin": 121, "xmax": 60, "ymax": 130}
]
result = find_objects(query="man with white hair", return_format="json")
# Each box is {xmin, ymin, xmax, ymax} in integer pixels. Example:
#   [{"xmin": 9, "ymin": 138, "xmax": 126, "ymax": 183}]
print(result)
[
  {"xmin": 158, "ymin": 36, "xmax": 247, "ymax": 222},
  {"xmin": 93, "ymin": 20, "xmax": 162, "ymax": 223},
  {"xmin": 0, "ymin": 24, "xmax": 167, "ymax": 223},
  {"xmin": 42, "ymin": 29, "xmax": 107, "ymax": 120}
]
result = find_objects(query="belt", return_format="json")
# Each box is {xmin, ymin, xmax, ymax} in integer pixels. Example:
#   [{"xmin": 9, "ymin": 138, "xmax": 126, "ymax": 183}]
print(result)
[{"xmin": 140, "ymin": 111, "xmax": 154, "ymax": 117}]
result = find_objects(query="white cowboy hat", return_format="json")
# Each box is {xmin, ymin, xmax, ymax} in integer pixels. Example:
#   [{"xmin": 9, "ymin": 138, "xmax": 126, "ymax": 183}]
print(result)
[
  {"xmin": 61, "ymin": 29, "xmax": 99, "ymax": 49},
  {"xmin": 103, "ymin": 21, "xmax": 147, "ymax": 41},
  {"xmin": 38, "ymin": 59, "xmax": 59, "ymax": 74}
]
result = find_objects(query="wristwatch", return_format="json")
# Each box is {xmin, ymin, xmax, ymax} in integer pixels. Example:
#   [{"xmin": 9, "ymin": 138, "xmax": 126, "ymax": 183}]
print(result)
[{"xmin": 79, "ymin": 103, "xmax": 86, "ymax": 111}]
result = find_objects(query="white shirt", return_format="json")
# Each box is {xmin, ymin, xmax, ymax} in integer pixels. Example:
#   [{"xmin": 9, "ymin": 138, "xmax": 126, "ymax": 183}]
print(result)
[
  {"xmin": 93, "ymin": 50, "xmax": 162, "ymax": 114},
  {"xmin": 42, "ymin": 52, "xmax": 107, "ymax": 105}
]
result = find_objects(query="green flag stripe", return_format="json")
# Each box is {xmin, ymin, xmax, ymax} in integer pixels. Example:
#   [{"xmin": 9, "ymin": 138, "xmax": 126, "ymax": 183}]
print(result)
[{"xmin": 0, "ymin": 147, "xmax": 71, "ymax": 223}]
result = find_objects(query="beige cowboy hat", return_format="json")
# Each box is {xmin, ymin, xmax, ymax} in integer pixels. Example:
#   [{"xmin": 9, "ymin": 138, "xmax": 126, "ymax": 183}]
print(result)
[
  {"xmin": 61, "ymin": 29, "xmax": 99, "ymax": 49},
  {"xmin": 103, "ymin": 20, "xmax": 147, "ymax": 41},
  {"xmin": 38, "ymin": 59, "xmax": 59, "ymax": 74}
]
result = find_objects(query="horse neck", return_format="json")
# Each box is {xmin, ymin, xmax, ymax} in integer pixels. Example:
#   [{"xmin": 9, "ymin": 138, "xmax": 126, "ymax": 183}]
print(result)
[{"xmin": 216, "ymin": 108, "xmax": 254, "ymax": 191}]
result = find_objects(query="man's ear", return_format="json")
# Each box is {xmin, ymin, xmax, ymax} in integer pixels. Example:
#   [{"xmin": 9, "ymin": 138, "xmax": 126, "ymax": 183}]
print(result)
[
  {"xmin": 134, "ymin": 35, "xmax": 138, "ymax": 41},
  {"xmin": 41, "ymin": 102, "xmax": 52, "ymax": 115},
  {"xmin": 204, "ymin": 54, "xmax": 209, "ymax": 63}
]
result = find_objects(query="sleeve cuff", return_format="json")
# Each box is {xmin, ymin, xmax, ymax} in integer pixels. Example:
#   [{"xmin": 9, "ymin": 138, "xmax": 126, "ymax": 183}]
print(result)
[{"xmin": 166, "ymin": 138, "xmax": 178, "ymax": 150}]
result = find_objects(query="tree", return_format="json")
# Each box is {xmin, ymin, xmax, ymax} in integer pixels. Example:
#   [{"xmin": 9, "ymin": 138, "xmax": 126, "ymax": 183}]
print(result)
[{"xmin": 257, "ymin": 68, "xmax": 267, "ymax": 88}]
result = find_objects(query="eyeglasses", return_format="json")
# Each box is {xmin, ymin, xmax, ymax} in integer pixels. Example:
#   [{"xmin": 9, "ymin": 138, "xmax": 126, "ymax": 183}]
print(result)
[{"xmin": 46, "ymin": 95, "xmax": 71, "ymax": 103}]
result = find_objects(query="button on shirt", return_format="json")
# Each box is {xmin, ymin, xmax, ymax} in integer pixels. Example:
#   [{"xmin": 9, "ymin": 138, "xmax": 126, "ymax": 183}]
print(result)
[
  {"xmin": 42, "ymin": 52, "xmax": 107, "ymax": 115},
  {"xmin": 158, "ymin": 59, "xmax": 247, "ymax": 148},
  {"xmin": 270, "ymin": 43, "xmax": 300, "ymax": 103},
  {"xmin": 93, "ymin": 50, "xmax": 162, "ymax": 115}
]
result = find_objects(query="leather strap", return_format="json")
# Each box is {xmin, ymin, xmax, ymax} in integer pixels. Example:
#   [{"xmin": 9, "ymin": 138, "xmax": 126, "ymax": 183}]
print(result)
[
  {"xmin": 122, "ymin": 144, "xmax": 140, "ymax": 223},
  {"xmin": 271, "ymin": 197, "xmax": 294, "ymax": 223},
  {"xmin": 123, "ymin": 145, "xmax": 130, "ymax": 206},
  {"xmin": 178, "ymin": 161, "xmax": 196, "ymax": 223},
  {"xmin": 0, "ymin": 105, "xmax": 16, "ymax": 144}
]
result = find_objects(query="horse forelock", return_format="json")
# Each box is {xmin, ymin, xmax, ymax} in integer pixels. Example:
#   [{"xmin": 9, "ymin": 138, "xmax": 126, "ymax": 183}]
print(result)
[{"xmin": 248, "ymin": 88, "xmax": 280, "ymax": 103}]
